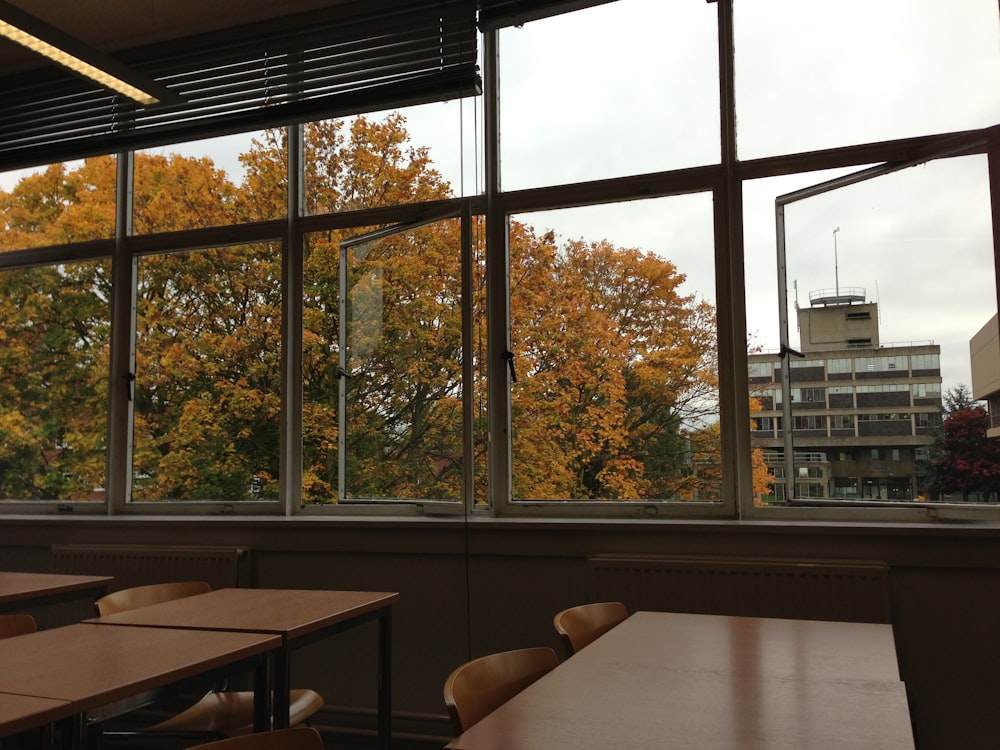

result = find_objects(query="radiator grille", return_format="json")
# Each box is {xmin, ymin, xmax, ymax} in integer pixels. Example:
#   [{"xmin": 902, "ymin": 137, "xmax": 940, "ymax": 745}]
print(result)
[
  {"xmin": 587, "ymin": 554, "xmax": 890, "ymax": 623},
  {"xmin": 52, "ymin": 544, "xmax": 249, "ymax": 592}
]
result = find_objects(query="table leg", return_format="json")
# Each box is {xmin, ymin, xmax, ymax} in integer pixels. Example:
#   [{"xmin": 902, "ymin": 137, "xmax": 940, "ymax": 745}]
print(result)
[
  {"xmin": 253, "ymin": 651, "xmax": 274, "ymax": 732},
  {"xmin": 377, "ymin": 608, "xmax": 392, "ymax": 750},
  {"xmin": 271, "ymin": 643, "xmax": 290, "ymax": 729}
]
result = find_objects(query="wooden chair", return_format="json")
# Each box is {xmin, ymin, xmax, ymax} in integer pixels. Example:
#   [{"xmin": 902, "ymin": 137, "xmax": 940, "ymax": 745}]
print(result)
[
  {"xmin": 443, "ymin": 646, "xmax": 559, "ymax": 735},
  {"xmin": 553, "ymin": 601, "xmax": 629, "ymax": 654},
  {"xmin": 96, "ymin": 581, "xmax": 324, "ymax": 738},
  {"xmin": 188, "ymin": 726, "xmax": 324, "ymax": 750},
  {"xmin": 94, "ymin": 580, "xmax": 211, "ymax": 615},
  {"xmin": 0, "ymin": 613, "xmax": 37, "ymax": 638}
]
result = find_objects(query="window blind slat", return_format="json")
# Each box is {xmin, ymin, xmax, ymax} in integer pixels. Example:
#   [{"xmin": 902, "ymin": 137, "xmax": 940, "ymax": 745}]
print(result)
[{"xmin": 0, "ymin": 1, "xmax": 480, "ymax": 171}]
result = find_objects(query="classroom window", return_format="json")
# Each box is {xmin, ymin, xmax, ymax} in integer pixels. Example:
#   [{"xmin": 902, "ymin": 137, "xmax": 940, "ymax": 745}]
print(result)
[{"xmin": 0, "ymin": 261, "xmax": 110, "ymax": 501}]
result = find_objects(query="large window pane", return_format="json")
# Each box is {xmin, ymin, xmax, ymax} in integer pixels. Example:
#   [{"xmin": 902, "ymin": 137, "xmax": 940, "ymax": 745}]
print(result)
[
  {"xmin": 0, "ymin": 158, "xmax": 116, "ymax": 251},
  {"xmin": 136, "ymin": 130, "xmax": 283, "ymax": 231},
  {"xmin": 305, "ymin": 103, "xmax": 481, "ymax": 215},
  {"xmin": 509, "ymin": 194, "xmax": 721, "ymax": 501},
  {"xmin": 748, "ymin": 155, "xmax": 997, "ymax": 505},
  {"xmin": 131, "ymin": 243, "xmax": 282, "ymax": 502},
  {"xmin": 735, "ymin": 0, "xmax": 1000, "ymax": 159},
  {"xmin": 0, "ymin": 261, "xmax": 110, "ymax": 501},
  {"xmin": 304, "ymin": 111, "xmax": 475, "ymax": 216},
  {"xmin": 498, "ymin": 0, "xmax": 719, "ymax": 190},
  {"xmin": 303, "ymin": 219, "xmax": 466, "ymax": 504}
]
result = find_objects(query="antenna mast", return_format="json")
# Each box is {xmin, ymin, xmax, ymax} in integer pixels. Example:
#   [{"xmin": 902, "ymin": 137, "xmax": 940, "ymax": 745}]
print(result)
[{"xmin": 832, "ymin": 227, "xmax": 841, "ymax": 300}]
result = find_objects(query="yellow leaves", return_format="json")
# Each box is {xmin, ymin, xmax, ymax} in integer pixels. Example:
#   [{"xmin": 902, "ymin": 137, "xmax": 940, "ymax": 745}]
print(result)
[
  {"xmin": 748, "ymin": 397, "xmax": 774, "ymax": 502},
  {"xmin": 133, "ymin": 152, "xmax": 239, "ymax": 233},
  {"xmin": 0, "ymin": 411, "xmax": 34, "ymax": 458},
  {"xmin": 511, "ymin": 228, "xmax": 720, "ymax": 500}
]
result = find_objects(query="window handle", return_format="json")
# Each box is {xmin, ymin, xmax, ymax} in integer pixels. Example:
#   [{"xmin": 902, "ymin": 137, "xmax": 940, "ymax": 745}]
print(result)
[{"xmin": 503, "ymin": 349, "xmax": 517, "ymax": 383}]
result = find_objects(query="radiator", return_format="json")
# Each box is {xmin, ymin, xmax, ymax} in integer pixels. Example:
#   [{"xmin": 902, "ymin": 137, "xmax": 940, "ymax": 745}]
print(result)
[
  {"xmin": 52, "ymin": 544, "xmax": 250, "ymax": 592},
  {"xmin": 586, "ymin": 554, "xmax": 891, "ymax": 623}
]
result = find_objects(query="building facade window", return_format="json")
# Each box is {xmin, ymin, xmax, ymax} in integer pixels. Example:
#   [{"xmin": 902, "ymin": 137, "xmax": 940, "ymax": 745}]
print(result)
[
  {"xmin": 793, "ymin": 415, "xmax": 827, "ymax": 431},
  {"xmin": 911, "ymin": 353, "xmax": 941, "ymax": 371},
  {"xmin": 827, "ymin": 358, "xmax": 852, "ymax": 375},
  {"xmin": 912, "ymin": 382, "xmax": 942, "ymax": 399}
]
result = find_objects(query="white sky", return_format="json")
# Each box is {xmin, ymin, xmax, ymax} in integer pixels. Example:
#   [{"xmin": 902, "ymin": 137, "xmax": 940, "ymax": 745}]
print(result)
[
  {"xmin": 3, "ymin": 0, "xmax": 998, "ymax": 393},
  {"xmin": 499, "ymin": 0, "xmax": 1000, "ymax": 393}
]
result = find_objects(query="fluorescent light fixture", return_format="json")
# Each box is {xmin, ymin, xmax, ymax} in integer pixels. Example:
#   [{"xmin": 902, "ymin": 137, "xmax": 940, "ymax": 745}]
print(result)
[{"xmin": 0, "ymin": 0, "xmax": 178, "ymax": 106}]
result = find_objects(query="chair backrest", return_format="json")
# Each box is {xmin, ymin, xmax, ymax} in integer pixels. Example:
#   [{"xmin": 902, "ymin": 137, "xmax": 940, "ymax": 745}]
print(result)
[
  {"xmin": 553, "ymin": 601, "xmax": 629, "ymax": 654},
  {"xmin": 0, "ymin": 613, "xmax": 37, "ymax": 639},
  {"xmin": 443, "ymin": 646, "xmax": 559, "ymax": 735},
  {"xmin": 96, "ymin": 581, "xmax": 212, "ymax": 616},
  {"xmin": 188, "ymin": 726, "xmax": 324, "ymax": 750}
]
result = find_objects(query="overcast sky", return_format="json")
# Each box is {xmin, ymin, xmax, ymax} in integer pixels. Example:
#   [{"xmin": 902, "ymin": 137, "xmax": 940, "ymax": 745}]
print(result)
[
  {"xmin": 494, "ymin": 0, "xmax": 1000, "ymax": 392},
  {"xmin": 3, "ymin": 0, "xmax": 998, "ymax": 392}
]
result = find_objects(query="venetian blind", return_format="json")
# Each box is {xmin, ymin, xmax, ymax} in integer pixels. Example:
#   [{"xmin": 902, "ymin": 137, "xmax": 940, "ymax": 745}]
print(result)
[{"xmin": 0, "ymin": 1, "xmax": 480, "ymax": 170}]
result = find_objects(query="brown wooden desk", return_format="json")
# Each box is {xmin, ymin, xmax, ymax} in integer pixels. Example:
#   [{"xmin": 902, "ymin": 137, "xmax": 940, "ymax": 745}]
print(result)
[
  {"xmin": 0, "ymin": 572, "xmax": 113, "ymax": 613},
  {"xmin": 598, "ymin": 610, "xmax": 902, "ymax": 681},
  {"xmin": 88, "ymin": 588, "xmax": 399, "ymax": 748},
  {"xmin": 446, "ymin": 611, "xmax": 914, "ymax": 750},
  {"xmin": 0, "ymin": 692, "xmax": 71, "ymax": 738},
  {"xmin": 0, "ymin": 623, "xmax": 279, "ymax": 740}
]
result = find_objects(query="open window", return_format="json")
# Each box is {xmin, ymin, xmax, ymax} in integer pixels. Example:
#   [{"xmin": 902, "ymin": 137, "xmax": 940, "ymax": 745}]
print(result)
[
  {"xmin": 763, "ymin": 147, "xmax": 998, "ymax": 508},
  {"xmin": 301, "ymin": 210, "xmax": 475, "ymax": 512}
]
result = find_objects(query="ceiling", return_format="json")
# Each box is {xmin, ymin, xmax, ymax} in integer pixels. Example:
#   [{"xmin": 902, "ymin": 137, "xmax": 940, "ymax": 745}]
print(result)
[{"xmin": 0, "ymin": 0, "xmax": 359, "ymax": 75}]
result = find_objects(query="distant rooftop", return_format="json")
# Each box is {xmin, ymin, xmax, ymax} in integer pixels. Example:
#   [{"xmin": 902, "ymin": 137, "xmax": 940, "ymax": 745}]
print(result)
[{"xmin": 808, "ymin": 286, "xmax": 866, "ymax": 306}]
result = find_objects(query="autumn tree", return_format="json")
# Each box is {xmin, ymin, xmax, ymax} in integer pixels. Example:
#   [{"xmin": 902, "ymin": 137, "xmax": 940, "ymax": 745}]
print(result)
[
  {"xmin": 0, "ymin": 259, "xmax": 110, "ymax": 499},
  {"xmin": 0, "ymin": 159, "xmax": 118, "ymax": 499},
  {"xmin": 510, "ymin": 231, "xmax": 719, "ymax": 500},
  {"xmin": 1, "ymin": 114, "xmax": 722, "ymax": 505},
  {"xmin": 943, "ymin": 383, "xmax": 975, "ymax": 414},
  {"xmin": 749, "ymin": 397, "xmax": 774, "ymax": 505},
  {"xmin": 929, "ymin": 406, "xmax": 1000, "ymax": 502}
]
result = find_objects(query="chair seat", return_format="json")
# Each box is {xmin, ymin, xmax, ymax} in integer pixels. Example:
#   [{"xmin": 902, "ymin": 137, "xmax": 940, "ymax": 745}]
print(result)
[{"xmin": 145, "ymin": 688, "xmax": 324, "ymax": 737}]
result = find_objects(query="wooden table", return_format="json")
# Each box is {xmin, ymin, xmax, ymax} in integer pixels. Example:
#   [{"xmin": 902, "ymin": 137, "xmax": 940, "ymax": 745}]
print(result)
[
  {"xmin": 0, "ymin": 572, "xmax": 113, "ymax": 613},
  {"xmin": 601, "ymin": 610, "xmax": 902, "ymax": 681},
  {"xmin": 0, "ymin": 623, "xmax": 279, "ymax": 740},
  {"xmin": 88, "ymin": 588, "xmax": 399, "ymax": 748},
  {"xmin": 446, "ymin": 611, "xmax": 914, "ymax": 750},
  {"xmin": 0, "ymin": 693, "xmax": 71, "ymax": 738}
]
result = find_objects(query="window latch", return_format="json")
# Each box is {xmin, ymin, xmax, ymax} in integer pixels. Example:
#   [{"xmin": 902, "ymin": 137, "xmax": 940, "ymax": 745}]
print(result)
[{"xmin": 503, "ymin": 349, "xmax": 517, "ymax": 383}]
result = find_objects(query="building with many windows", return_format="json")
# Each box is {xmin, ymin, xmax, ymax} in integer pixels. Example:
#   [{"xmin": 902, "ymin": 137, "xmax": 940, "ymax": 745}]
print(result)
[{"xmin": 749, "ymin": 291, "xmax": 942, "ymax": 502}]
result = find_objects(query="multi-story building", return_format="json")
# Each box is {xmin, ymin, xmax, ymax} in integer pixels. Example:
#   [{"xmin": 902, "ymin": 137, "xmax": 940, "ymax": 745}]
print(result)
[
  {"xmin": 971, "ymin": 314, "xmax": 1000, "ymax": 440},
  {"xmin": 749, "ymin": 288, "xmax": 942, "ymax": 502}
]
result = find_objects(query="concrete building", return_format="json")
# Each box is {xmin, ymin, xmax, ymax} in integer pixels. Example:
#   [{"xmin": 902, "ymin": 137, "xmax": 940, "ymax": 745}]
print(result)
[
  {"xmin": 749, "ymin": 288, "xmax": 942, "ymax": 501},
  {"xmin": 971, "ymin": 314, "xmax": 1000, "ymax": 439}
]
